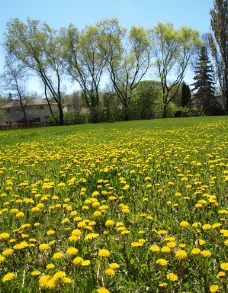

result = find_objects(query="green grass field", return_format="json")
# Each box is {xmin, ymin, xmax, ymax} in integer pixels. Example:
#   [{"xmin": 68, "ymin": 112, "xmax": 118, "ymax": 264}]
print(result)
[{"xmin": 0, "ymin": 116, "xmax": 228, "ymax": 293}]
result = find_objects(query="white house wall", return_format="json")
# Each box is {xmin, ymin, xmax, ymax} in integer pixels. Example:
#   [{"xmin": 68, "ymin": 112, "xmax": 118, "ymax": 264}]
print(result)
[{"xmin": 1, "ymin": 104, "xmax": 58, "ymax": 124}]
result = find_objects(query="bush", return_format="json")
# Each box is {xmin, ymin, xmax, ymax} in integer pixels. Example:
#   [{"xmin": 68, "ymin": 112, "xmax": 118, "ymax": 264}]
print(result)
[
  {"xmin": 64, "ymin": 111, "xmax": 88, "ymax": 124},
  {"xmin": 48, "ymin": 111, "xmax": 88, "ymax": 125}
]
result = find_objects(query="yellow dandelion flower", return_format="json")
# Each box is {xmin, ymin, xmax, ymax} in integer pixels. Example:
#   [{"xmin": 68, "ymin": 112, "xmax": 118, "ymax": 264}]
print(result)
[
  {"xmin": 192, "ymin": 222, "xmax": 202, "ymax": 228},
  {"xmin": 47, "ymin": 230, "xmax": 55, "ymax": 235},
  {"xmin": 34, "ymin": 222, "xmax": 40, "ymax": 227},
  {"xmin": 109, "ymin": 263, "xmax": 119, "ymax": 269},
  {"xmin": 2, "ymin": 272, "xmax": 15, "ymax": 282},
  {"xmin": 15, "ymin": 211, "xmax": 24, "ymax": 218},
  {"xmin": 161, "ymin": 246, "xmax": 171, "ymax": 253},
  {"xmin": 212, "ymin": 223, "xmax": 222, "ymax": 229},
  {"xmin": 77, "ymin": 221, "xmax": 86, "ymax": 228},
  {"xmin": 46, "ymin": 264, "xmax": 55, "ymax": 269},
  {"xmin": 31, "ymin": 270, "xmax": 41, "ymax": 276},
  {"xmin": 116, "ymin": 222, "xmax": 124, "ymax": 227},
  {"xmin": 217, "ymin": 271, "xmax": 225, "ymax": 278},
  {"xmin": 64, "ymin": 247, "xmax": 77, "ymax": 257},
  {"xmin": 121, "ymin": 229, "xmax": 130, "ymax": 235},
  {"xmin": 62, "ymin": 218, "xmax": 69, "ymax": 223},
  {"xmin": 200, "ymin": 250, "xmax": 211, "ymax": 257},
  {"xmin": 209, "ymin": 284, "xmax": 219, "ymax": 292},
  {"xmin": 164, "ymin": 236, "xmax": 175, "ymax": 242},
  {"xmin": 149, "ymin": 245, "xmax": 160, "ymax": 252},
  {"xmin": 105, "ymin": 268, "xmax": 115, "ymax": 276},
  {"xmin": 81, "ymin": 260, "xmax": 90, "ymax": 266},
  {"xmin": 46, "ymin": 278, "xmax": 58, "ymax": 289},
  {"xmin": 73, "ymin": 256, "xmax": 83, "ymax": 265},
  {"xmin": 61, "ymin": 277, "xmax": 72, "ymax": 283},
  {"xmin": 180, "ymin": 221, "xmax": 190, "ymax": 228},
  {"xmin": 53, "ymin": 271, "xmax": 66, "ymax": 280},
  {"xmin": 195, "ymin": 239, "xmax": 206, "ymax": 246},
  {"xmin": 2, "ymin": 248, "xmax": 13, "ymax": 256},
  {"xmin": 71, "ymin": 229, "xmax": 82, "ymax": 236},
  {"xmin": 0, "ymin": 255, "xmax": 5, "ymax": 263},
  {"xmin": 36, "ymin": 203, "xmax": 44, "ymax": 209},
  {"xmin": 31, "ymin": 207, "xmax": 40, "ymax": 213},
  {"xmin": 39, "ymin": 243, "xmax": 50, "ymax": 251},
  {"xmin": 202, "ymin": 224, "xmax": 212, "ymax": 230},
  {"xmin": 10, "ymin": 208, "xmax": 19, "ymax": 214},
  {"xmin": 52, "ymin": 252, "xmax": 64, "ymax": 259},
  {"xmin": 105, "ymin": 220, "xmax": 114, "ymax": 227},
  {"xmin": 69, "ymin": 235, "xmax": 79, "ymax": 242},
  {"xmin": 167, "ymin": 273, "xmax": 178, "ymax": 281},
  {"xmin": 98, "ymin": 249, "xmax": 110, "ymax": 257},
  {"xmin": 85, "ymin": 233, "xmax": 99, "ymax": 240},
  {"xmin": 57, "ymin": 182, "xmax": 65, "ymax": 187},
  {"xmin": 167, "ymin": 241, "xmax": 176, "ymax": 248},
  {"xmin": 94, "ymin": 210, "xmax": 102, "ymax": 217},
  {"xmin": 156, "ymin": 258, "xmax": 168, "ymax": 266},
  {"xmin": 191, "ymin": 248, "xmax": 201, "ymax": 255},
  {"xmin": 157, "ymin": 230, "xmax": 167, "ymax": 235},
  {"xmin": 176, "ymin": 250, "xmax": 187, "ymax": 259},
  {"xmin": 13, "ymin": 241, "xmax": 28, "ymax": 250},
  {"xmin": 220, "ymin": 263, "xmax": 228, "ymax": 270},
  {"xmin": 70, "ymin": 211, "xmax": 77, "ymax": 216},
  {"xmin": 0, "ymin": 232, "xmax": 10, "ymax": 240},
  {"xmin": 122, "ymin": 184, "xmax": 130, "ymax": 190},
  {"xmin": 131, "ymin": 241, "xmax": 141, "ymax": 247}
]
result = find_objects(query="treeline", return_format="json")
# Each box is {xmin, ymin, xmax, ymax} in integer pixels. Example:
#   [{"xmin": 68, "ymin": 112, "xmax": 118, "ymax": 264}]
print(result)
[
  {"xmin": 1, "ymin": 0, "xmax": 228, "ymax": 124},
  {"xmin": 1, "ymin": 18, "xmax": 202, "ymax": 124}
]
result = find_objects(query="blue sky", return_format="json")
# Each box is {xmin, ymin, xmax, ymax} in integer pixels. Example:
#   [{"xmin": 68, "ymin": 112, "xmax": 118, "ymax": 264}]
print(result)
[{"xmin": 0, "ymin": 0, "xmax": 214, "ymax": 95}]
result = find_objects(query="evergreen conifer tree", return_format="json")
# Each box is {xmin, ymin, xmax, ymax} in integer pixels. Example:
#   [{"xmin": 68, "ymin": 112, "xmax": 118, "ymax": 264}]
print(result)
[
  {"xmin": 181, "ymin": 82, "xmax": 191, "ymax": 108},
  {"xmin": 192, "ymin": 46, "xmax": 216, "ymax": 115}
]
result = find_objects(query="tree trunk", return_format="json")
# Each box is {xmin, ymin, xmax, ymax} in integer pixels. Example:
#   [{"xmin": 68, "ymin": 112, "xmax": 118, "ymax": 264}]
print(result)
[
  {"xmin": 225, "ymin": 71, "xmax": 228, "ymax": 115},
  {"xmin": 162, "ymin": 104, "xmax": 167, "ymax": 118},
  {"xmin": 22, "ymin": 106, "xmax": 28, "ymax": 128},
  {"xmin": 58, "ymin": 104, "xmax": 64, "ymax": 125},
  {"xmin": 124, "ymin": 105, "xmax": 129, "ymax": 121}
]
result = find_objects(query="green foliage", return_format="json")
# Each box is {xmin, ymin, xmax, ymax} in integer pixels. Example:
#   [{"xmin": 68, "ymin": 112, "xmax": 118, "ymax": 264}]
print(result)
[
  {"xmin": 4, "ymin": 18, "xmax": 65, "ymax": 125},
  {"xmin": 150, "ymin": 22, "xmax": 202, "ymax": 117},
  {"xmin": 209, "ymin": 0, "xmax": 228, "ymax": 112},
  {"xmin": 192, "ymin": 46, "xmax": 217, "ymax": 115},
  {"xmin": 132, "ymin": 80, "xmax": 161, "ymax": 119},
  {"xmin": 98, "ymin": 19, "xmax": 151, "ymax": 118},
  {"xmin": 61, "ymin": 23, "xmax": 105, "ymax": 112},
  {"xmin": 64, "ymin": 111, "xmax": 88, "ymax": 124},
  {"xmin": 181, "ymin": 82, "xmax": 191, "ymax": 108},
  {"xmin": 49, "ymin": 110, "xmax": 88, "ymax": 125}
]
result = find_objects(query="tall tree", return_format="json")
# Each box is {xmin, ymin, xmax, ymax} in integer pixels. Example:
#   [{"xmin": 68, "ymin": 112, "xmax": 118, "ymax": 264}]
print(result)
[
  {"xmin": 133, "ymin": 80, "xmax": 161, "ymax": 119},
  {"xmin": 181, "ymin": 82, "xmax": 191, "ymax": 107},
  {"xmin": 4, "ymin": 18, "xmax": 65, "ymax": 125},
  {"xmin": 61, "ymin": 24, "xmax": 106, "ymax": 122},
  {"xmin": 192, "ymin": 46, "xmax": 216, "ymax": 115},
  {"xmin": 149, "ymin": 22, "xmax": 201, "ymax": 118},
  {"xmin": 1, "ymin": 54, "xmax": 29, "ymax": 126},
  {"xmin": 209, "ymin": 0, "xmax": 228, "ymax": 113},
  {"xmin": 98, "ymin": 19, "xmax": 151, "ymax": 120}
]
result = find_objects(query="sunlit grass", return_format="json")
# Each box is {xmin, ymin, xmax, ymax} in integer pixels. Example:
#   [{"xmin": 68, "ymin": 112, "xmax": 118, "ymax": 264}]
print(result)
[{"xmin": 0, "ymin": 116, "xmax": 228, "ymax": 292}]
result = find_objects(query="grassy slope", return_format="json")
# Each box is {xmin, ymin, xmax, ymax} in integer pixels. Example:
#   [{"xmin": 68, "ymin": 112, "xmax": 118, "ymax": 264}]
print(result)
[{"xmin": 0, "ymin": 116, "xmax": 227, "ymax": 146}]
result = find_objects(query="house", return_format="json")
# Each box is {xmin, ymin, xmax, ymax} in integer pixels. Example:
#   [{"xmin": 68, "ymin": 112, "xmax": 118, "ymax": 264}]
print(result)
[{"xmin": 0, "ymin": 98, "xmax": 58, "ymax": 125}]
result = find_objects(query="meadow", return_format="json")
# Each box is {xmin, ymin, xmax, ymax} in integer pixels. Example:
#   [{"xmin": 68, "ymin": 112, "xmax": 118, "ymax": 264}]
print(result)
[{"xmin": 0, "ymin": 116, "xmax": 228, "ymax": 293}]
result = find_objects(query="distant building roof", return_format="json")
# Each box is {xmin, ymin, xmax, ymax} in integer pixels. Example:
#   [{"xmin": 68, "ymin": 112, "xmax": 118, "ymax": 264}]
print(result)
[{"xmin": 2, "ymin": 98, "xmax": 57, "ymax": 108}]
